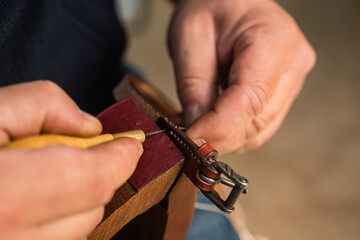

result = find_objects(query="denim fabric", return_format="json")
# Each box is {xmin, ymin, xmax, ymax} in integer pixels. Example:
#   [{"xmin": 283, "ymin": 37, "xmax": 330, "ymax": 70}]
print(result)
[{"xmin": 186, "ymin": 192, "xmax": 240, "ymax": 240}]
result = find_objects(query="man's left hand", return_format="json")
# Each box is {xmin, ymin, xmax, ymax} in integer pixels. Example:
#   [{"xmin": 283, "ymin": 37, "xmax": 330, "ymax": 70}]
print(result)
[{"xmin": 169, "ymin": 0, "xmax": 316, "ymax": 153}]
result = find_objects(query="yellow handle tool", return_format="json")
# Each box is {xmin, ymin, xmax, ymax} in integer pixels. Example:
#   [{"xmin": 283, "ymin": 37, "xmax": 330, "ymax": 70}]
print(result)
[{"xmin": 3, "ymin": 130, "xmax": 148, "ymax": 150}]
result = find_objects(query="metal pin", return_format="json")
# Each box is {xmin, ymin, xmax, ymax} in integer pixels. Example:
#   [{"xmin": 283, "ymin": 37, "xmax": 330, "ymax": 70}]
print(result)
[{"xmin": 145, "ymin": 129, "xmax": 166, "ymax": 137}]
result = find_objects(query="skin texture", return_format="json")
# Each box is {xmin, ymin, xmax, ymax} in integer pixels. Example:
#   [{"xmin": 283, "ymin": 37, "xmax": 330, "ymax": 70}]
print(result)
[
  {"xmin": 169, "ymin": 0, "xmax": 316, "ymax": 153},
  {"xmin": 1, "ymin": 0, "xmax": 316, "ymax": 238},
  {"xmin": 0, "ymin": 81, "xmax": 143, "ymax": 240}
]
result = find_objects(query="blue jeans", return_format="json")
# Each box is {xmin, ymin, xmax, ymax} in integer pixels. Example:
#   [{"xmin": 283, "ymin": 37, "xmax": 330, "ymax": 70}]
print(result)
[{"xmin": 186, "ymin": 192, "xmax": 240, "ymax": 240}]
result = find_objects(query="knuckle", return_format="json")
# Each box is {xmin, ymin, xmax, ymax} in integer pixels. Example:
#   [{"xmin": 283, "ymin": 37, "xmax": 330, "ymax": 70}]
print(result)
[
  {"xmin": 252, "ymin": 116, "xmax": 267, "ymax": 134},
  {"xmin": 283, "ymin": 19, "xmax": 301, "ymax": 41},
  {"xmin": 282, "ymin": 21, "xmax": 316, "ymax": 73},
  {"xmin": 177, "ymin": 75, "xmax": 213, "ymax": 107},
  {"xmin": 246, "ymin": 138, "xmax": 263, "ymax": 150},
  {"xmin": 293, "ymin": 39, "xmax": 317, "ymax": 77},
  {"xmin": 177, "ymin": 75, "xmax": 207, "ymax": 93},
  {"xmin": 33, "ymin": 80, "xmax": 61, "ymax": 94},
  {"xmin": 275, "ymin": 9, "xmax": 302, "ymax": 41},
  {"xmin": 304, "ymin": 43, "xmax": 317, "ymax": 71},
  {"xmin": 244, "ymin": 82, "xmax": 269, "ymax": 117},
  {"xmin": 275, "ymin": 14, "xmax": 304, "ymax": 50},
  {"xmin": 33, "ymin": 81, "xmax": 68, "ymax": 106}
]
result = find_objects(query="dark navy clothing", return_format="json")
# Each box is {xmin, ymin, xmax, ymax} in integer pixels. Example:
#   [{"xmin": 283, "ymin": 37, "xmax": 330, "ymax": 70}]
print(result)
[{"xmin": 0, "ymin": 0, "xmax": 126, "ymax": 114}]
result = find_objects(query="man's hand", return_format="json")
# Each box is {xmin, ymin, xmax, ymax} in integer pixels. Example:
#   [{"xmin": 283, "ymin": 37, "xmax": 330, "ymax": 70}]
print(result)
[
  {"xmin": 169, "ymin": 0, "xmax": 316, "ymax": 153},
  {"xmin": 0, "ymin": 81, "xmax": 143, "ymax": 240}
]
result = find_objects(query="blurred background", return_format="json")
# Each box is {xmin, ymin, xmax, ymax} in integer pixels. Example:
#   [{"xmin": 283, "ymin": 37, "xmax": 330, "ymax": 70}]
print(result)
[{"xmin": 117, "ymin": 0, "xmax": 360, "ymax": 239}]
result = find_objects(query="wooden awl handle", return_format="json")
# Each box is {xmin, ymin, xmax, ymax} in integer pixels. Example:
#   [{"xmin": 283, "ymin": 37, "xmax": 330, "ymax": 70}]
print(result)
[{"xmin": 2, "ymin": 130, "xmax": 146, "ymax": 150}]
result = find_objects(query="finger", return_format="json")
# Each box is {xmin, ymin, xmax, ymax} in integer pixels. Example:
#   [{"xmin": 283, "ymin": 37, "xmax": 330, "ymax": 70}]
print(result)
[
  {"xmin": 185, "ymin": 49, "xmax": 285, "ymax": 152},
  {"xmin": 0, "ymin": 131, "xmax": 9, "ymax": 147},
  {"xmin": 245, "ymin": 98, "xmax": 290, "ymax": 150},
  {"xmin": 244, "ymin": 74, "xmax": 310, "ymax": 151},
  {"xmin": 32, "ymin": 207, "xmax": 104, "ymax": 240},
  {"xmin": 242, "ymin": 39, "xmax": 315, "ymax": 150},
  {"xmin": 186, "ymin": 21, "xmax": 302, "ymax": 153},
  {"xmin": 0, "ymin": 138, "xmax": 142, "ymax": 225},
  {"xmin": 0, "ymin": 81, "xmax": 102, "ymax": 143},
  {"xmin": 215, "ymin": 82, "xmax": 296, "ymax": 153},
  {"xmin": 169, "ymin": 10, "xmax": 218, "ymax": 126},
  {"xmin": 210, "ymin": 61, "xmax": 308, "ymax": 153}
]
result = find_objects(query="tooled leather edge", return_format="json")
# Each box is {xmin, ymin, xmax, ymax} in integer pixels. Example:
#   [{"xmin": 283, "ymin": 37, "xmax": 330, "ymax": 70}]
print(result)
[
  {"xmin": 88, "ymin": 75, "xmax": 186, "ymax": 240},
  {"xmin": 113, "ymin": 74, "xmax": 163, "ymax": 121},
  {"xmin": 114, "ymin": 74, "xmax": 219, "ymax": 192}
]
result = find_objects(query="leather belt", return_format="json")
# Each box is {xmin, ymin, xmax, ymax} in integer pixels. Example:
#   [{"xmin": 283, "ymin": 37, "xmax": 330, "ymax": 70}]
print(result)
[{"xmin": 115, "ymin": 74, "xmax": 249, "ymax": 214}]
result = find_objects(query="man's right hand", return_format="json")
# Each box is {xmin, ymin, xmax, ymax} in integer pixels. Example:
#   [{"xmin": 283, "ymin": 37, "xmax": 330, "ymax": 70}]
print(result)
[{"xmin": 0, "ymin": 81, "xmax": 143, "ymax": 240}]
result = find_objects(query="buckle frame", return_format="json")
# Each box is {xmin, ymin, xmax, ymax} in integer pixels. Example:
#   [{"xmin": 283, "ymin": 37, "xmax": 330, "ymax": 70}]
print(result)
[{"xmin": 156, "ymin": 117, "xmax": 249, "ymax": 214}]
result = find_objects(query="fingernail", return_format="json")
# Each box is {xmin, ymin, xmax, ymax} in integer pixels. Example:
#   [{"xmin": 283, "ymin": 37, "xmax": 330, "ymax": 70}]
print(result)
[
  {"xmin": 139, "ymin": 145, "xmax": 144, "ymax": 155},
  {"xmin": 185, "ymin": 104, "xmax": 203, "ymax": 126},
  {"xmin": 78, "ymin": 109, "xmax": 102, "ymax": 135}
]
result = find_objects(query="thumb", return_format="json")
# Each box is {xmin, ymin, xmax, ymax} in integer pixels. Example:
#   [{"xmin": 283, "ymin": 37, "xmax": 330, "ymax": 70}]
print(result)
[{"xmin": 169, "ymin": 12, "xmax": 218, "ymax": 126}]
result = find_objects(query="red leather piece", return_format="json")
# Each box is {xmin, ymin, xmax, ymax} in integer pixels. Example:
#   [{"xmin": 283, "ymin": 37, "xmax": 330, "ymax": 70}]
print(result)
[{"xmin": 97, "ymin": 97, "xmax": 184, "ymax": 191}]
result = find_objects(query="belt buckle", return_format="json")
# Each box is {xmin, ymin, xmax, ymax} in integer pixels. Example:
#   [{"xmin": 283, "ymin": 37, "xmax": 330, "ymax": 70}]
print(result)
[{"xmin": 157, "ymin": 117, "xmax": 249, "ymax": 214}]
